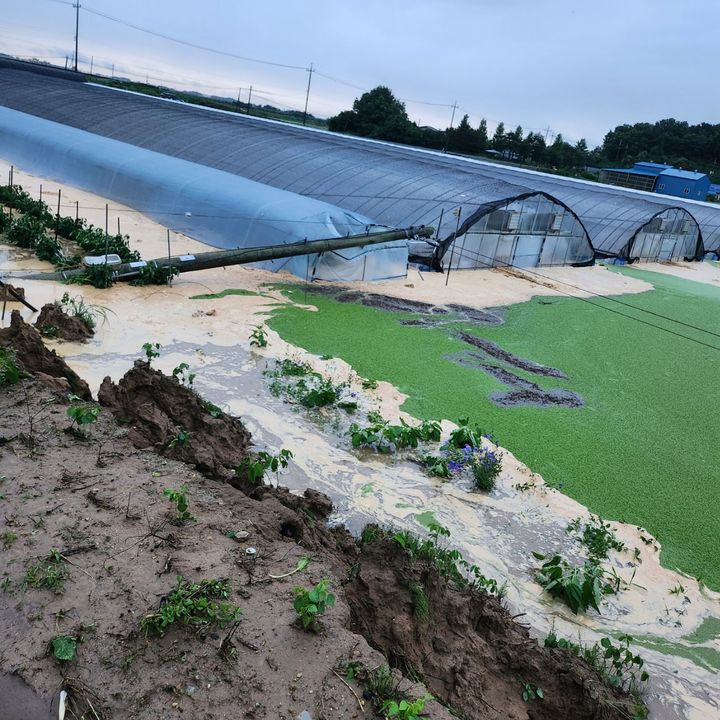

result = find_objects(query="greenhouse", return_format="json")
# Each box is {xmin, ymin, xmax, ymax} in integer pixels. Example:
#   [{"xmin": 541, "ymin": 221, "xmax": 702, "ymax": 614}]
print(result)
[
  {"xmin": 0, "ymin": 106, "xmax": 408, "ymax": 282},
  {"xmin": 1, "ymin": 65, "xmax": 719, "ymax": 268}
]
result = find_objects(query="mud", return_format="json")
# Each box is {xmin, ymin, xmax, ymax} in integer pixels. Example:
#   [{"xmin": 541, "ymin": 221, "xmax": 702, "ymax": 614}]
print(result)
[
  {"xmin": 0, "ymin": 310, "xmax": 91, "ymax": 398},
  {"xmin": 304, "ymin": 286, "xmax": 449, "ymax": 315},
  {"xmin": 457, "ymin": 331, "xmax": 568, "ymax": 378},
  {"xmin": 97, "ymin": 359, "xmax": 252, "ymax": 479},
  {"xmin": 446, "ymin": 303, "xmax": 504, "ymax": 325},
  {"xmin": 34, "ymin": 302, "xmax": 94, "ymax": 342},
  {"xmin": 341, "ymin": 535, "xmax": 639, "ymax": 720}
]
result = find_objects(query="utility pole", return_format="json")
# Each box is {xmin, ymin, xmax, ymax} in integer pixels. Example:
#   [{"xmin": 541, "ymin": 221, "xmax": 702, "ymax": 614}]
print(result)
[
  {"xmin": 302, "ymin": 62, "xmax": 314, "ymax": 126},
  {"xmin": 73, "ymin": 3, "xmax": 80, "ymax": 72},
  {"xmin": 111, "ymin": 63, "xmax": 114, "ymax": 78},
  {"xmin": 237, "ymin": 87, "xmax": 242, "ymax": 110},
  {"xmin": 246, "ymin": 85, "xmax": 253, "ymax": 114},
  {"xmin": 89, "ymin": 55, "xmax": 93, "ymax": 74},
  {"xmin": 449, "ymin": 101, "xmax": 458, "ymax": 130}
]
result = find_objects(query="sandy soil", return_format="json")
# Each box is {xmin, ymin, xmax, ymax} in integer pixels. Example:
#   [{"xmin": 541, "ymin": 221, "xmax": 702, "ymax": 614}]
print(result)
[
  {"xmin": 2, "ymin": 161, "xmax": 719, "ymax": 719},
  {"xmin": 635, "ymin": 260, "xmax": 720, "ymax": 287}
]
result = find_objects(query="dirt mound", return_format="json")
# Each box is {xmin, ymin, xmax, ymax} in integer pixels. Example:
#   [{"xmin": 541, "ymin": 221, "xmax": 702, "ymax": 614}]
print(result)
[
  {"xmin": 458, "ymin": 331, "xmax": 567, "ymax": 378},
  {"xmin": 0, "ymin": 310, "xmax": 91, "ymax": 398},
  {"xmin": 98, "ymin": 360, "xmax": 252, "ymax": 479},
  {"xmin": 491, "ymin": 388, "xmax": 584, "ymax": 408},
  {"xmin": 34, "ymin": 302, "xmax": 94, "ymax": 342},
  {"xmin": 342, "ymin": 536, "xmax": 639, "ymax": 720}
]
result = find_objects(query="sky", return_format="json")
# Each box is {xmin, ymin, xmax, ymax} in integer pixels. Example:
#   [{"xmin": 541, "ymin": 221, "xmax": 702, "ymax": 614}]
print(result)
[{"xmin": 2, "ymin": 0, "xmax": 718, "ymax": 147}]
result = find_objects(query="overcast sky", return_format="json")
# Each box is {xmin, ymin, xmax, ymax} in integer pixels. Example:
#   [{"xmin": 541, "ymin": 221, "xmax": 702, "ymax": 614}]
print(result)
[{"xmin": 3, "ymin": 0, "xmax": 718, "ymax": 147}]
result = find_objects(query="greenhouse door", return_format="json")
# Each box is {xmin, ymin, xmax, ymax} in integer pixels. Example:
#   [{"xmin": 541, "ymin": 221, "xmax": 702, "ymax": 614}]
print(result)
[
  {"xmin": 657, "ymin": 237, "xmax": 677, "ymax": 261},
  {"xmin": 512, "ymin": 235, "xmax": 543, "ymax": 268}
]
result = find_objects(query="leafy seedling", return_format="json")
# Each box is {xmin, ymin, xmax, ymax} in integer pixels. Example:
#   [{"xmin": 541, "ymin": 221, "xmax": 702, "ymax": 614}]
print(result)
[
  {"xmin": 518, "ymin": 678, "xmax": 544, "ymax": 702},
  {"xmin": 24, "ymin": 549, "xmax": 68, "ymax": 594},
  {"xmin": 172, "ymin": 362, "xmax": 196, "ymax": 387},
  {"xmin": 66, "ymin": 395, "xmax": 101, "ymax": 433},
  {"xmin": 51, "ymin": 635, "xmax": 77, "ymax": 662},
  {"xmin": 293, "ymin": 578, "xmax": 336, "ymax": 632},
  {"xmin": 249, "ymin": 325, "xmax": 268, "ymax": 348},
  {"xmin": 381, "ymin": 695, "xmax": 432, "ymax": 719},
  {"xmin": 168, "ymin": 428, "xmax": 190, "ymax": 450},
  {"xmin": 163, "ymin": 485, "xmax": 195, "ymax": 523},
  {"xmin": 142, "ymin": 342, "xmax": 161, "ymax": 363}
]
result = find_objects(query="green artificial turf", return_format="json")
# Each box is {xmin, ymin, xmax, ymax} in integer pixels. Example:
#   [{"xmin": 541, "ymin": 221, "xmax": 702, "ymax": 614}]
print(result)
[{"xmin": 268, "ymin": 269, "xmax": 720, "ymax": 590}]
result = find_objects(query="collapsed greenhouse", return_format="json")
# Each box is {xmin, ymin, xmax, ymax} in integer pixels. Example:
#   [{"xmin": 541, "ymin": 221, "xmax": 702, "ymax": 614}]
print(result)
[{"xmin": 0, "ymin": 63, "xmax": 719, "ymax": 273}]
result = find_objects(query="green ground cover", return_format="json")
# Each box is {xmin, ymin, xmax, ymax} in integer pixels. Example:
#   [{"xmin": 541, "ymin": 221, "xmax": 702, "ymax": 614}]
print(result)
[{"xmin": 267, "ymin": 268, "xmax": 720, "ymax": 589}]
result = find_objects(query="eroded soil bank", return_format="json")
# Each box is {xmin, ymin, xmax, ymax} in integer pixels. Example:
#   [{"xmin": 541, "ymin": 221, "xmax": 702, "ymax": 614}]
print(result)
[{"xmin": 0, "ymin": 319, "xmax": 643, "ymax": 720}]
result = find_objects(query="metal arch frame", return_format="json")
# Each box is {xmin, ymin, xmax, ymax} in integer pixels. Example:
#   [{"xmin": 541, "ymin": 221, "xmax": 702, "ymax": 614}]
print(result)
[
  {"xmin": 620, "ymin": 206, "xmax": 704, "ymax": 263},
  {"xmin": 431, "ymin": 190, "xmax": 594, "ymax": 270}
]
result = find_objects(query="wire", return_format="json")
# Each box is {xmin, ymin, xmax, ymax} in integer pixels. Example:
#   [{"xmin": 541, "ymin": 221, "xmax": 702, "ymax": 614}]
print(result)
[
  {"xmin": 444, "ymin": 243, "xmax": 720, "ymax": 351},
  {"xmin": 81, "ymin": 5, "xmax": 308, "ymax": 72}
]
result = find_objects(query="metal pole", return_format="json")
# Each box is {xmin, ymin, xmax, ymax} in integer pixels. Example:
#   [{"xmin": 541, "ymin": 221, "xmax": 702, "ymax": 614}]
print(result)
[
  {"xmin": 445, "ymin": 207, "xmax": 462, "ymax": 286},
  {"xmin": 75, "ymin": 200, "xmax": 79, "ymax": 221},
  {"xmin": 55, "ymin": 189, "xmax": 61, "ymax": 240},
  {"xmin": 90, "ymin": 55, "xmax": 93, "ymax": 74},
  {"xmin": 111, "ymin": 63, "xmax": 114, "ymax": 78},
  {"xmin": 117, "ymin": 217, "xmax": 121, "ymax": 235},
  {"xmin": 39, "ymin": 184, "xmax": 43, "ymax": 203},
  {"xmin": 73, "ymin": 3, "xmax": 80, "ymax": 72},
  {"xmin": 246, "ymin": 85, "xmax": 252, "ymax": 115},
  {"xmin": 167, "ymin": 229, "xmax": 173, "ymax": 285},
  {"xmin": 434, "ymin": 208, "xmax": 445, "ymax": 242},
  {"xmin": 302, "ymin": 63, "xmax": 314, "ymax": 126}
]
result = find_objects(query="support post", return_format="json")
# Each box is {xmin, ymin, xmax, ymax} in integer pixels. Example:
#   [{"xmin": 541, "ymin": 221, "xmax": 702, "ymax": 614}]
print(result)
[
  {"xmin": 302, "ymin": 63, "xmax": 314, "ymax": 126},
  {"xmin": 445, "ymin": 207, "xmax": 462, "ymax": 286},
  {"xmin": 73, "ymin": 3, "xmax": 80, "ymax": 72}
]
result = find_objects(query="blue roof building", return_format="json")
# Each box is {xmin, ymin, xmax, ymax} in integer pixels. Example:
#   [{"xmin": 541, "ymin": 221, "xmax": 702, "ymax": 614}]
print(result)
[{"xmin": 600, "ymin": 162, "xmax": 711, "ymax": 201}]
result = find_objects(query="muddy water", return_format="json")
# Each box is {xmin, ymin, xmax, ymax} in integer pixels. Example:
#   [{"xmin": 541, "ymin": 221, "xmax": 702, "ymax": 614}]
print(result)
[{"xmin": 1, "ymin": 161, "xmax": 718, "ymax": 719}]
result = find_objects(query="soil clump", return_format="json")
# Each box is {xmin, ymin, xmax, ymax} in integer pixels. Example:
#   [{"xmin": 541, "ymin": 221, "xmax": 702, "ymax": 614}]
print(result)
[
  {"xmin": 0, "ymin": 310, "xmax": 90, "ymax": 398},
  {"xmin": 34, "ymin": 302, "xmax": 94, "ymax": 342},
  {"xmin": 98, "ymin": 359, "xmax": 252, "ymax": 479}
]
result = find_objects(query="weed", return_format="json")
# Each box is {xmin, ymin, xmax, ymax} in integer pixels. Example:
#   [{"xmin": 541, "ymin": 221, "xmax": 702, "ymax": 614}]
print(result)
[
  {"xmin": 202, "ymin": 400, "xmax": 224, "ymax": 418},
  {"xmin": 130, "ymin": 261, "xmax": 179, "ymax": 286},
  {"xmin": 567, "ymin": 514, "xmax": 625, "ymax": 561},
  {"xmin": 545, "ymin": 632, "xmax": 649, "ymax": 695},
  {"xmin": 518, "ymin": 678, "xmax": 544, "ymax": 702},
  {"xmin": 349, "ymin": 417, "xmax": 440, "ymax": 453},
  {"xmin": 250, "ymin": 325, "xmax": 268, "ymax": 348},
  {"xmin": 359, "ymin": 525, "xmax": 381, "ymax": 545},
  {"xmin": 361, "ymin": 378, "xmax": 378, "ymax": 390},
  {"xmin": 381, "ymin": 695, "xmax": 432, "ymax": 719},
  {"xmin": 142, "ymin": 342, "xmax": 161, "ymax": 363},
  {"xmin": 2, "ymin": 531, "xmax": 18, "ymax": 548},
  {"xmin": 669, "ymin": 584, "xmax": 685, "ymax": 595},
  {"xmin": 409, "ymin": 581, "xmax": 430, "ymax": 624},
  {"xmin": 0, "ymin": 348, "xmax": 20, "ymax": 387},
  {"xmin": 421, "ymin": 454, "xmax": 451, "ymax": 478},
  {"xmin": 163, "ymin": 485, "xmax": 195, "ymax": 523},
  {"xmin": 449, "ymin": 417, "xmax": 483, "ymax": 449},
  {"xmin": 66, "ymin": 395, "xmax": 101, "ymax": 432},
  {"xmin": 51, "ymin": 635, "xmax": 77, "ymax": 662},
  {"xmin": 470, "ymin": 446, "xmax": 502, "ymax": 491},
  {"xmin": 140, "ymin": 576, "xmax": 241, "ymax": 637},
  {"xmin": 276, "ymin": 359, "xmax": 311, "ymax": 377},
  {"xmin": 365, "ymin": 666, "xmax": 401, "ymax": 707},
  {"xmin": 167, "ymin": 428, "xmax": 190, "ymax": 450},
  {"xmin": 40, "ymin": 324, "xmax": 59, "ymax": 338},
  {"xmin": 533, "ymin": 552, "xmax": 618, "ymax": 614},
  {"xmin": 301, "ymin": 376, "xmax": 339, "ymax": 407},
  {"xmin": 24, "ymin": 549, "xmax": 68, "ymax": 593},
  {"xmin": 171, "ymin": 362, "xmax": 196, "ymax": 387},
  {"xmin": 292, "ymin": 578, "xmax": 336, "ymax": 632},
  {"xmin": 59, "ymin": 292, "xmax": 110, "ymax": 330},
  {"xmin": 342, "ymin": 660, "xmax": 362, "ymax": 681},
  {"xmin": 236, "ymin": 448, "xmax": 293, "ymax": 485},
  {"xmin": 337, "ymin": 400, "xmax": 358, "ymax": 414}
]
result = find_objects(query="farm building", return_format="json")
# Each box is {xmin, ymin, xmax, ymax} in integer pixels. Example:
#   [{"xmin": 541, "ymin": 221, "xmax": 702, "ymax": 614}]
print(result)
[
  {"xmin": 599, "ymin": 162, "xmax": 712, "ymax": 202},
  {"xmin": 0, "ymin": 65, "xmax": 719, "ymax": 269}
]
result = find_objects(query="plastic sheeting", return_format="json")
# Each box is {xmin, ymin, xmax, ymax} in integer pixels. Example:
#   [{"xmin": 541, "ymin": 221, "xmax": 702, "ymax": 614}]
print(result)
[
  {"xmin": 0, "ymin": 68, "xmax": 718, "ymax": 259},
  {"xmin": 0, "ymin": 106, "xmax": 408, "ymax": 281}
]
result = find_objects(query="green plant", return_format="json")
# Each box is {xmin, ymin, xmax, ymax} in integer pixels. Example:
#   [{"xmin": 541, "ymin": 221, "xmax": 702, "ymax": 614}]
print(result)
[
  {"xmin": 142, "ymin": 342, "xmax": 161, "ymax": 362},
  {"xmin": 0, "ymin": 348, "xmax": 20, "ymax": 387},
  {"xmin": 361, "ymin": 378, "xmax": 378, "ymax": 390},
  {"xmin": 300, "ymin": 376, "xmax": 339, "ymax": 407},
  {"xmin": 470, "ymin": 446, "xmax": 502, "ymax": 491},
  {"xmin": 276, "ymin": 359, "xmax": 311, "ymax": 377},
  {"xmin": 51, "ymin": 635, "xmax": 77, "ymax": 662},
  {"xmin": 598, "ymin": 636, "xmax": 649, "ymax": 692},
  {"xmin": 58, "ymin": 292, "xmax": 109, "ymax": 330},
  {"xmin": 236, "ymin": 448, "xmax": 293, "ymax": 485},
  {"xmin": 421, "ymin": 454, "xmax": 451, "ymax": 478},
  {"xmin": 669, "ymin": 583, "xmax": 685, "ymax": 595},
  {"xmin": 130, "ymin": 261, "xmax": 179, "ymax": 286},
  {"xmin": 24, "ymin": 549, "xmax": 68, "ymax": 593},
  {"xmin": 6, "ymin": 215, "xmax": 47, "ymax": 248},
  {"xmin": 140, "ymin": 575, "xmax": 241, "ymax": 637},
  {"xmin": 66, "ymin": 395, "xmax": 101, "ymax": 432},
  {"xmin": 342, "ymin": 660, "xmax": 362, "ymax": 681},
  {"xmin": 292, "ymin": 578, "xmax": 336, "ymax": 632},
  {"xmin": 409, "ymin": 581, "xmax": 429, "ymax": 624},
  {"xmin": 449, "ymin": 417, "xmax": 483, "ymax": 449},
  {"xmin": 202, "ymin": 400, "xmax": 224, "ymax": 418},
  {"xmin": 172, "ymin": 362, "xmax": 196, "ymax": 387},
  {"xmin": 567, "ymin": 514, "xmax": 625, "ymax": 561},
  {"xmin": 250, "ymin": 325, "xmax": 268, "ymax": 348},
  {"xmin": 163, "ymin": 485, "xmax": 195, "ymax": 523},
  {"xmin": 35, "ymin": 235, "xmax": 62, "ymax": 263},
  {"xmin": 518, "ymin": 678, "xmax": 544, "ymax": 702},
  {"xmin": 533, "ymin": 552, "xmax": 618, "ymax": 614},
  {"xmin": 381, "ymin": 695, "xmax": 431, "ymax": 719},
  {"xmin": 1, "ymin": 531, "xmax": 17, "ymax": 548},
  {"xmin": 168, "ymin": 428, "xmax": 190, "ymax": 450},
  {"xmin": 349, "ymin": 417, "xmax": 441, "ymax": 454}
]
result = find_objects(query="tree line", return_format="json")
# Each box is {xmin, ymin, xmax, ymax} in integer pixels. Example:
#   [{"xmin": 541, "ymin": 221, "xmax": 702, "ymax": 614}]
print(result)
[{"xmin": 327, "ymin": 86, "xmax": 719, "ymax": 182}]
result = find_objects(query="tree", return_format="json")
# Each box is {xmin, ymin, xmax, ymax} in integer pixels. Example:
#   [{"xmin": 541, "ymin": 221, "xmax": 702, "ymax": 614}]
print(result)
[
  {"xmin": 492, "ymin": 122, "xmax": 506, "ymax": 152},
  {"xmin": 448, "ymin": 114, "xmax": 479, "ymax": 154},
  {"xmin": 327, "ymin": 86, "xmax": 413, "ymax": 143},
  {"xmin": 477, "ymin": 118, "xmax": 489, "ymax": 152}
]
